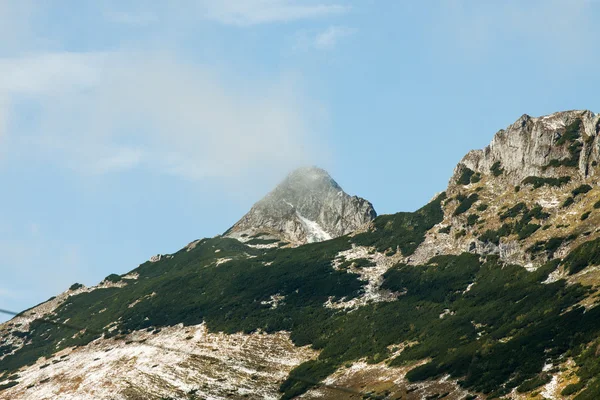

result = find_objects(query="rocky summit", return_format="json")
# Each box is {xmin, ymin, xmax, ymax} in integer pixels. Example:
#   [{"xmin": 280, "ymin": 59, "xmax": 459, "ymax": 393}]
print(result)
[
  {"xmin": 225, "ymin": 166, "xmax": 376, "ymax": 245},
  {"xmin": 4, "ymin": 111, "xmax": 600, "ymax": 400}
]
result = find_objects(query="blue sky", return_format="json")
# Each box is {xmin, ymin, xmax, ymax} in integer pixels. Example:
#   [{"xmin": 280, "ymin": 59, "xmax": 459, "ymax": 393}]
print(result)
[{"xmin": 1, "ymin": 0, "xmax": 600, "ymax": 318}]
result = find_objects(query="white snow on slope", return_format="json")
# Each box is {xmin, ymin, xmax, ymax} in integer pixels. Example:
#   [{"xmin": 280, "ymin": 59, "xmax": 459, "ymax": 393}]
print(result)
[
  {"xmin": 0, "ymin": 324, "xmax": 317, "ymax": 400},
  {"xmin": 297, "ymin": 213, "xmax": 332, "ymax": 243}
]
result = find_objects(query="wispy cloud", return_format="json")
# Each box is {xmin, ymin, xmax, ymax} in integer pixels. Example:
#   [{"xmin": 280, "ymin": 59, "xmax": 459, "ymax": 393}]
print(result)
[
  {"xmin": 314, "ymin": 25, "xmax": 355, "ymax": 49},
  {"xmin": 1, "ymin": 51, "xmax": 324, "ymax": 180},
  {"xmin": 197, "ymin": 0, "xmax": 350, "ymax": 26}
]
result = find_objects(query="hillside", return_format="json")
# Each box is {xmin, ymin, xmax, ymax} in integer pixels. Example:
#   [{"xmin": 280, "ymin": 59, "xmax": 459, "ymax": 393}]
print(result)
[{"xmin": 2, "ymin": 110, "xmax": 600, "ymax": 399}]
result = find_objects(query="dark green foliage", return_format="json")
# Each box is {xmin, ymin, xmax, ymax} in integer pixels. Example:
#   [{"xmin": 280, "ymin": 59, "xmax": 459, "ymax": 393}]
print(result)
[
  {"xmin": 544, "ymin": 120, "xmax": 583, "ymax": 170},
  {"xmin": 390, "ymin": 256, "xmax": 596, "ymax": 395},
  {"xmin": 104, "ymin": 274, "xmax": 122, "ymax": 283},
  {"xmin": 466, "ymin": 214, "xmax": 479, "ymax": 226},
  {"xmin": 438, "ymin": 226, "xmax": 451, "ymax": 234},
  {"xmin": 453, "ymin": 194, "xmax": 479, "ymax": 216},
  {"xmin": 69, "ymin": 283, "xmax": 83, "ymax": 291},
  {"xmin": 581, "ymin": 211, "xmax": 591, "ymax": 221},
  {"xmin": 454, "ymin": 230, "xmax": 466, "ymax": 239},
  {"xmin": 517, "ymin": 224, "xmax": 540, "ymax": 240},
  {"xmin": 562, "ymin": 197, "xmax": 575, "ymax": 208},
  {"xmin": 572, "ymin": 184, "xmax": 593, "ymax": 196},
  {"xmin": 481, "ymin": 203, "xmax": 547, "ymax": 243},
  {"xmin": 245, "ymin": 238, "xmax": 280, "ymax": 245},
  {"xmin": 522, "ymin": 176, "xmax": 571, "ymax": 189},
  {"xmin": 0, "ymin": 381, "xmax": 18, "ymax": 391},
  {"xmin": 457, "ymin": 168, "xmax": 475, "ymax": 185},
  {"xmin": 571, "ymin": 340, "xmax": 600, "ymax": 400},
  {"xmin": 563, "ymin": 237, "xmax": 600, "ymax": 275},
  {"xmin": 337, "ymin": 258, "xmax": 375, "ymax": 270},
  {"xmin": 515, "ymin": 185, "xmax": 520, "ymax": 192},
  {"xmin": 470, "ymin": 173, "xmax": 481, "ymax": 184},
  {"xmin": 594, "ymin": 200, "xmax": 600, "ymax": 209},
  {"xmin": 562, "ymin": 382, "xmax": 585, "ymax": 396},
  {"xmin": 0, "ymin": 345, "xmax": 15, "ymax": 358},
  {"xmin": 528, "ymin": 237, "xmax": 569, "ymax": 257},
  {"xmin": 516, "ymin": 374, "xmax": 551, "ymax": 393},
  {"xmin": 490, "ymin": 161, "xmax": 504, "ymax": 177},
  {"xmin": 527, "ymin": 205, "xmax": 550, "ymax": 221},
  {"xmin": 476, "ymin": 203, "xmax": 488, "ymax": 212},
  {"xmin": 479, "ymin": 224, "xmax": 512, "ymax": 245},
  {"xmin": 406, "ymin": 363, "xmax": 439, "ymax": 382},
  {"xmin": 352, "ymin": 193, "xmax": 446, "ymax": 256},
  {"xmin": 556, "ymin": 119, "xmax": 582, "ymax": 145},
  {"xmin": 500, "ymin": 202, "xmax": 527, "ymax": 220}
]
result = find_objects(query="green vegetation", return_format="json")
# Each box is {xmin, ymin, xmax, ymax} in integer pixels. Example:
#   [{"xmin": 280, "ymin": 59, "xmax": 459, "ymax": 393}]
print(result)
[
  {"xmin": 438, "ymin": 226, "xmax": 451, "ymax": 234},
  {"xmin": 562, "ymin": 197, "xmax": 575, "ymax": 208},
  {"xmin": 466, "ymin": 214, "xmax": 479, "ymax": 226},
  {"xmin": 352, "ymin": 193, "xmax": 446, "ymax": 256},
  {"xmin": 479, "ymin": 203, "xmax": 548, "ymax": 244},
  {"xmin": 490, "ymin": 161, "xmax": 504, "ymax": 177},
  {"xmin": 581, "ymin": 211, "xmax": 591, "ymax": 221},
  {"xmin": 499, "ymin": 202, "xmax": 527, "ymax": 220},
  {"xmin": 557, "ymin": 119, "xmax": 582, "ymax": 145},
  {"xmin": 572, "ymin": 184, "xmax": 593, "ymax": 196},
  {"xmin": 470, "ymin": 172, "xmax": 481, "ymax": 184},
  {"xmin": 245, "ymin": 238, "xmax": 280, "ymax": 245},
  {"xmin": 563, "ymin": 237, "xmax": 600, "ymax": 275},
  {"xmin": 69, "ymin": 283, "xmax": 83, "ymax": 291},
  {"xmin": 522, "ymin": 176, "xmax": 571, "ymax": 189},
  {"xmin": 337, "ymin": 258, "xmax": 375, "ymax": 270},
  {"xmin": 476, "ymin": 203, "xmax": 488, "ymax": 212},
  {"xmin": 479, "ymin": 224, "xmax": 512, "ymax": 245},
  {"xmin": 516, "ymin": 374, "xmax": 551, "ymax": 393},
  {"xmin": 544, "ymin": 119, "xmax": 583, "ymax": 170},
  {"xmin": 528, "ymin": 237, "xmax": 572, "ymax": 257},
  {"xmin": 594, "ymin": 200, "xmax": 600, "ymax": 209},
  {"xmin": 453, "ymin": 194, "xmax": 479, "ymax": 216},
  {"xmin": 104, "ymin": 274, "xmax": 122, "ymax": 283},
  {"xmin": 0, "ymin": 381, "xmax": 18, "ymax": 391},
  {"xmin": 6, "ymin": 180, "xmax": 600, "ymax": 399},
  {"xmin": 562, "ymin": 382, "xmax": 585, "ymax": 396},
  {"xmin": 457, "ymin": 167, "xmax": 475, "ymax": 185}
]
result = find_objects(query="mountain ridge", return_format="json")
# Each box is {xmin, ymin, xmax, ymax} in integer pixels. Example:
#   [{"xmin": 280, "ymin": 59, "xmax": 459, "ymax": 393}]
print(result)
[{"xmin": 2, "ymin": 110, "xmax": 600, "ymax": 399}]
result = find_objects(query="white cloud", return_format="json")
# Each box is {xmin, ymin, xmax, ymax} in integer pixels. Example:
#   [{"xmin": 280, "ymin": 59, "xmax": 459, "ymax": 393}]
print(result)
[
  {"xmin": 0, "ymin": 51, "xmax": 325, "ymax": 180},
  {"xmin": 314, "ymin": 25, "xmax": 355, "ymax": 49},
  {"xmin": 0, "ymin": 52, "xmax": 104, "ymax": 94}
]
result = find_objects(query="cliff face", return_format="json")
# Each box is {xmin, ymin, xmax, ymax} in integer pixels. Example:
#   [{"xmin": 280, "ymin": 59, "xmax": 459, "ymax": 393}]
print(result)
[
  {"xmin": 409, "ymin": 110, "xmax": 600, "ymax": 268},
  {"xmin": 225, "ymin": 166, "xmax": 377, "ymax": 244},
  {"xmin": 453, "ymin": 110, "xmax": 600, "ymax": 184}
]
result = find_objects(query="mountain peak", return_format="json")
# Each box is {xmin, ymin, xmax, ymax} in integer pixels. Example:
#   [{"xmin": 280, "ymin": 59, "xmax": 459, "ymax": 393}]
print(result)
[
  {"xmin": 452, "ymin": 109, "xmax": 600, "ymax": 186},
  {"xmin": 225, "ymin": 166, "xmax": 376, "ymax": 245}
]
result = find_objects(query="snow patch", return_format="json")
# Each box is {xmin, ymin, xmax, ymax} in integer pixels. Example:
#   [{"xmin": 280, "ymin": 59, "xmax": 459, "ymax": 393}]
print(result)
[{"xmin": 296, "ymin": 213, "xmax": 331, "ymax": 243}]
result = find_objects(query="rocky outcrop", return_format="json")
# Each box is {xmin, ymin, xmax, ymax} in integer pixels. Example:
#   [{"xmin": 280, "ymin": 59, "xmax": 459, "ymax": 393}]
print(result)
[
  {"xmin": 225, "ymin": 167, "xmax": 376, "ymax": 245},
  {"xmin": 452, "ymin": 110, "xmax": 600, "ymax": 185}
]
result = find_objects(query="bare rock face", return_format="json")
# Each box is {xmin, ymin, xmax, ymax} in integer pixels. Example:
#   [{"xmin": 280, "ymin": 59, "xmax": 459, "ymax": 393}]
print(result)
[
  {"xmin": 225, "ymin": 167, "xmax": 376, "ymax": 245},
  {"xmin": 452, "ymin": 110, "xmax": 600, "ymax": 185}
]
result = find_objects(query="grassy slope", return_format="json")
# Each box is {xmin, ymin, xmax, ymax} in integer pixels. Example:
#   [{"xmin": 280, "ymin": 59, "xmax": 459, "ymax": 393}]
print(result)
[{"xmin": 2, "ymin": 191, "xmax": 600, "ymax": 399}]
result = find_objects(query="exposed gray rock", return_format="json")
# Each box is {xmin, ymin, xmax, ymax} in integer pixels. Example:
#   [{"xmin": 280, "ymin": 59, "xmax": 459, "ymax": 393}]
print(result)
[
  {"xmin": 225, "ymin": 167, "xmax": 376, "ymax": 245},
  {"xmin": 452, "ymin": 110, "xmax": 600, "ymax": 185}
]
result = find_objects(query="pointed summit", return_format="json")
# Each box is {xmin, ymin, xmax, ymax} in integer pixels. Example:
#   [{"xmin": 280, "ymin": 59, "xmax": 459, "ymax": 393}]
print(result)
[{"xmin": 226, "ymin": 166, "xmax": 376, "ymax": 245}]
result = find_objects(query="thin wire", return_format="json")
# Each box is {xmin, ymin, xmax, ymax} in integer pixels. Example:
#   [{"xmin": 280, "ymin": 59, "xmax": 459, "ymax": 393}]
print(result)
[{"xmin": 0, "ymin": 308, "xmax": 364, "ymax": 396}]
